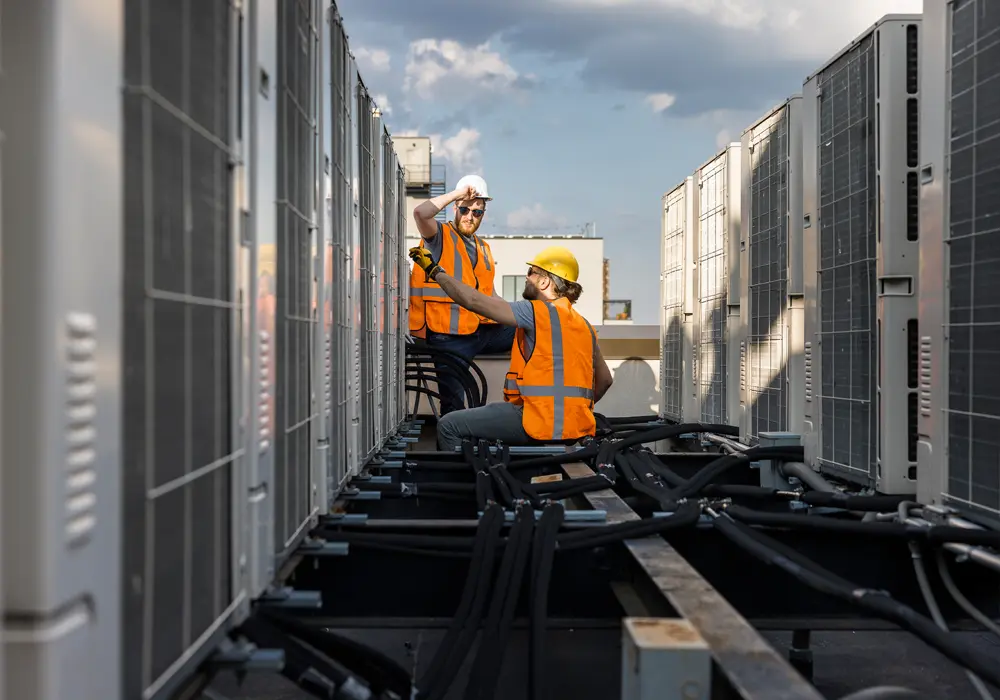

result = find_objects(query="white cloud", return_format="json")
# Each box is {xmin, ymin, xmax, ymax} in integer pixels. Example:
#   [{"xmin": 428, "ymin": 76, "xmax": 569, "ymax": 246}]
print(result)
[
  {"xmin": 428, "ymin": 128, "xmax": 483, "ymax": 176},
  {"xmin": 354, "ymin": 47, "xmax": 391, "ymax": 72},
  {"xmin": 373, "ymin": 93, "xmax": 392, "ymax": 116},
  {"xmin": 506, "ymin": 204, "xmax": 569, "ymax": 230},
  {"xmin": 645, "ymin": 92, "xmax": 676, "ymax": 114},
  {"xmin": 403, "ymin": 39, "xmax": 534, "ymax": 101}
]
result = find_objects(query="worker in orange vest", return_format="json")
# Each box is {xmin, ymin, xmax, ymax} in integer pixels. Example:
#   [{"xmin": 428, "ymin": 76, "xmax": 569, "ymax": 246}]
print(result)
[
  {"xmin": 409, "ymin": 244, "xmax": 614, "ymax": 452},
  {"xmin": 409, "ymin": 174, "xmax": 516, "ymax": 415}
]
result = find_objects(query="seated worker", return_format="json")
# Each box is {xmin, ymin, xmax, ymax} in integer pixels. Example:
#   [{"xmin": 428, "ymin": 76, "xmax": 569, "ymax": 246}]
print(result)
[{"xmin": 408, "ymin": 244, "xmax": 614, "ymax": 453}]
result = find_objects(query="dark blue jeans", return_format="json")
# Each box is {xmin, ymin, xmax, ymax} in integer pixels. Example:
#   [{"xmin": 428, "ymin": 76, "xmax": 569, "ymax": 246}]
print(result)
[{"xmin": 427, "ymin": 323, "xmax": 516, "ymax": 415}]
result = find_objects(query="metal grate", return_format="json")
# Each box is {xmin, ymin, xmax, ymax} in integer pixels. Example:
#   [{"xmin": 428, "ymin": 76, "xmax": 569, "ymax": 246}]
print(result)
[
  {"xmin": 329, "ymin": 16, "xmax": 353, "ymax": 488},
  {"xmin": 358, "ymin": 88, "xmax": 379, "ymax": 459},
  {"xmin": 698, "ymin": 155, "xmax": 729, "ymax": 424},
  {"xmin": 121, "ymin": 0, "xmax": 237, "ymax": 694},
  {"xmin": 816, "ymin": 33, "xmax": 878, "ymax": 478},
  {"xmin": 382, "ymin": 133, "xmax": 398, "ymax": 437},
  {"xmin": 275, "ymin": 0, "xmax": 318, "ymax": 556},
  {"xmin": 662, "ymin": 188, "xmax": 685, "ymax": 421},
  {"xmin": 946, "ymin": 0, "xmax": 1000, "ymax": 517},
  {"xmin": 747, "ymin": 107, "xmax": 790, "ymax": 441}
]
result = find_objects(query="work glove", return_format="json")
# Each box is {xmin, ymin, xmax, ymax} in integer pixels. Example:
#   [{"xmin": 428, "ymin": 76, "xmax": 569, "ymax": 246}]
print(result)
[{"xmin": 408, "ymin": 247, "xmax": 442, "ymax": 282}]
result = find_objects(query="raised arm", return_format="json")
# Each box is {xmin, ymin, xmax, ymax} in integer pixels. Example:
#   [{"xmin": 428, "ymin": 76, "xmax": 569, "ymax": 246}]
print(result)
[
  {"xmin": 413, "ymin": 184, "xmax": 477, "ymax": 239},
  {"xmin": 409, "ymin": 247, "xmax": 516, "ymax": 326}
]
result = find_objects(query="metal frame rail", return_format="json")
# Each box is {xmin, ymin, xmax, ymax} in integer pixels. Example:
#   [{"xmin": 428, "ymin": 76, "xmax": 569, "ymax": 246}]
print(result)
[{"xmin": 561, "ymin": 460, "xmax": 824, "ymax": 700}]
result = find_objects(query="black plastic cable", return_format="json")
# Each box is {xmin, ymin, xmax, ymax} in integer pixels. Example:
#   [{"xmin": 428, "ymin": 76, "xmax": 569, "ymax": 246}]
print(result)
[
  {"xmin": 711, "ymin": 511, "xmax": 1000, "ymax": 687},
  {"xmin": 409, "ymin": 343, "xmax": 489, "ymax": 399},
  {"xmin": 407, "ymin": 345, "xmax": 488, "ymax": 407},
  {"xmin": 528, "ymin": 504, "xmax": 564, "ymax": 700},
  {"xmin": 239, "ymin": 613, "xmax": 372, "ymax": 699},
  {"xmin": 801, "ymin": 491, "xmax": 917, "ymax": 512},
  {"xmin": 505, "ymin": 442, "xmax": 600, "ymax": 470},
  {"xmin": 726, "ymin": 505, "xmax": 1000, "ymax": 548},
  {"xmin": 556, "ymin": 501, "xmax": 702, "ymax": 551},
  {"xmin": 616, "ymin": 450, "xmax": 672, "ymax": 509},
  {"xmin": 259, "ymin": 608, "xmax": 412, "ymax": 699},
  {"xmin": 667, "ymin": 446, "xmax": 804, "ymax": 501},
  {"xmin": 418, "ymin": 504, "xmax": 503, "ymax": 700},
  {"xmin": 602, "ymin": 422, "xmax": 739, "ymax": 457},
  {"xmin": 464, "ymin": 504, "xmax": 536, "ymax": 700}
]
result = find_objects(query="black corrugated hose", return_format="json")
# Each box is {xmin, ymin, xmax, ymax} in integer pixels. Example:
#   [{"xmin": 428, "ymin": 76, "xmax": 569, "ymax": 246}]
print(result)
[
  {"xmin": 257, "ymin": 608, "xmax": 412, "ymax": 699},
  {"xmin": 239, "ymin": 612, "xmax": 385, "ymax": 699},
  {"xmin": 463, "ymin": 504, "xmax": 537, "ymax": 700},
  {"xmin": 418, "ymin": 504, "xmax": 504, "ymax": 700},
  {"xmin": 710, "ymin": 508, "xmax": 1000, "ymax": 688},
  {"xmin": 528, "ymin": 503, "xmax": 565, "ymax": 700},
  {"xmin": 406, "ymin": 344, "xmax": 489, "ymax": 409}
]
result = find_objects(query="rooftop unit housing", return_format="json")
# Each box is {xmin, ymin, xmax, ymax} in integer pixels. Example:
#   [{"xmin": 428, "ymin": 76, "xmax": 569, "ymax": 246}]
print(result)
[
  {"xmin": 917, "ymin": 0, "xmax": 1000, "ymax": 525},
  {"xmin": 802, "ymin": 15, "xmax": 923, "ymax": 494},
  {"xmin": 740, "ymin": 97, "xmax": 806, "ymax": 443}
]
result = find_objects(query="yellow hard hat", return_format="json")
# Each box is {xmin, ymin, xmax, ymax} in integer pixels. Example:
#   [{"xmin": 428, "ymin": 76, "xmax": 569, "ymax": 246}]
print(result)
[{"xmin": 527, "ymin": 246, "xmax": 580, "ymax": 283}]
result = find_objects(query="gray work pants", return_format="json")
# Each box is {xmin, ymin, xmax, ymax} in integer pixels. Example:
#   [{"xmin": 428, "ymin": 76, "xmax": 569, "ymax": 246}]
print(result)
[{"xmin": 436, "ymin": 401, "xmax": 532, "ymax": 453}]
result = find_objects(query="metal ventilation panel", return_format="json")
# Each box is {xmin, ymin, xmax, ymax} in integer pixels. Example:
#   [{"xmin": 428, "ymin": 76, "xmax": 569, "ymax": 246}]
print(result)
[
  {"xmin": 696, "ymin": 148, "xmax": 741, "ymax": 426},
  {"xmin": 275, "ymin": 0, "xmax": 319, "ymax": 561},
  {"xmin": 358, "ymin": 86, "xmax": 380, "ymax": 462},
  {"xmin": 328, "ymin": 15, "xmax": 355, "ymax": 493},
  {"xmin": 817, "ymin": 31, "xmax": 878, "ymax": 481},
  {"xmin": 741, "ymin": 99, "xmax": 806, "ymax": 443},
  {"xmin": 661, "ymin": 185, "xmax": 687, "ymax": 422},
  {"xmin": 943, "ymin": 0, "xmax": 1000, "ymax": 520},
  {"xmin": 121, "ymin": 0, "xmax": 246, "ymax": 696},
  {"xmin": 804, "ymin": 16, "xmax": 922, "ymax": 493}
]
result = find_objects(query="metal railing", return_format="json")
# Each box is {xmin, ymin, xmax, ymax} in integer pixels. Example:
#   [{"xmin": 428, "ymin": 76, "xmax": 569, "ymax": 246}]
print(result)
[
  {"xmin": 604, "ymin": 299, "xmax": 632, "ymax": 321},
  {"xmin": 403, "ymin": 163, "xmax": 446, "ymax": 187}
]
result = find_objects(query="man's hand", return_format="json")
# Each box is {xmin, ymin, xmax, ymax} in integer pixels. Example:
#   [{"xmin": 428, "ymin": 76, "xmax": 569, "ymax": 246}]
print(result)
[
  {"xmin": 409, "ymin": 247, "xmax": 442, "ymax": 281},
  {"xmin": 457, "ymin": 184, "xmax": 479, "ymax": 202}
]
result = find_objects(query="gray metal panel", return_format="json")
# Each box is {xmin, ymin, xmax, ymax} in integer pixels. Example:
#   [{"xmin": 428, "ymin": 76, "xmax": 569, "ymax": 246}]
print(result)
[
  {"xmin": 358, "ymin": 83, "xmax": 379, "ymax": 462},
  {"xmin": 313, "ymin": 0, "xmax": 330, "ymax": 518},
  {"xmin": 814, "ymin": 27, "xmax": 879, "ymax": 484},
  {"xmin": 696, "ymin": 147, "xmax": 741, "ymax": 425},
  {"xmin": 1, "ymin": 1, "xmax": 123, "ymax": 697},
  {"xmin": 942, "ymin": 0, "xmax": 1000, "ymax": 521},
  {"xmin": 248, "ymin": 0, "xmax": 280, "ymax": 594},
  {"xmin": 661, "ymin": 184, "xmax": 687, "ymax": 422},
  {"xmin": 119, "ymin": 0, "xmax": 248, "ymax": 697},
  {"xmin": 741, "ymin": 99, "xmax": 805, "ymax": 443},
  {"xmin": 805, "ymin": 17, "xmax": 922, "ymax": 493},
  {"xmin": 328, "ymin": 10, "xmax": 354, "ymax": 494},
  {"xmin": 274, "ymin": 0, "xmax": 320, "ymax": 561},
  {"xmin": 917, "ymin": 0, "xmax": 948, "ymax": 508},
  {"xmin": 349, "ymin": 61, "xmax": 363, "ymax": 475}
]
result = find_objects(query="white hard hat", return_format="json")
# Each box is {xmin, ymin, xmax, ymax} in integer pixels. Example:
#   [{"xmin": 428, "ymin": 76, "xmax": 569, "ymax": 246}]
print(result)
[{"xmin": 455, "ymin": 174, "xmax": 491, "ymax": 201}]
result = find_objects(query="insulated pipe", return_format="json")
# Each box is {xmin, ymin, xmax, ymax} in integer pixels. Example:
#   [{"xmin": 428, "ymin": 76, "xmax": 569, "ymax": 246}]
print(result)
[{"xmin": 781, "ymin": 461, "xmax": 836, "ymax": 493}]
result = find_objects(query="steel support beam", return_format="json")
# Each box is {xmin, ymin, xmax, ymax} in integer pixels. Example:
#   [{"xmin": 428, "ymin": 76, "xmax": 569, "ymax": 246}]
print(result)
[{"xmin": 561, "ymin": 460, "xmax": 824, "ymax": 700}]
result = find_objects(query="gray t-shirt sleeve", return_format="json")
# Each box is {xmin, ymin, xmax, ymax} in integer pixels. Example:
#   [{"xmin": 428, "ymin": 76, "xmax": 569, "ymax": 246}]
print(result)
[
  {"xmin": 424, "ymin": 222, "xmax": 444, "ymax": 260},
  {"xmin": 508, "ymin": 300, "xmax": 535, "ymax": 330}
]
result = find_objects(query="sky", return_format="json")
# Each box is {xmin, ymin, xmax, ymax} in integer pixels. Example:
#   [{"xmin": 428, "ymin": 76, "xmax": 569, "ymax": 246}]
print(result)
[{"xmin": 338, "ymin": 0, "xmax": 922, "ymax": 324}]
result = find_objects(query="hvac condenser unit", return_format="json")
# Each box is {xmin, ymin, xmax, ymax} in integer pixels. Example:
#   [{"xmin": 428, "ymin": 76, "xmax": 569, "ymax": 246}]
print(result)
[
  {"xmin": 660, "ymin": 178, "xmax": 700, "ymax": 423},
  {"xmin": 917, "ymin": 0, "xmax": 1000, "ymax": 524},
  {"xmin": 802, "ymin": 16, "xmax": 922, "ymax": 494},
  {"xmin": 739, "ymin": 97, "xmax": 806, "ymax": 443},
  {"xmin": 694, "ymin": 144, "xmax": 743, "ymax": 428}
]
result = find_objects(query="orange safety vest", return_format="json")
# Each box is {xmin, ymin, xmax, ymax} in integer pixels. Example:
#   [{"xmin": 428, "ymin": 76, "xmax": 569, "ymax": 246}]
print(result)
[
  {"xmin": 503, "ymin": 297, "xmax": 599, "ymax": 442},
  {"xmin": 409, "ymin": 222, "xmax": 496, "ymax": 338}
]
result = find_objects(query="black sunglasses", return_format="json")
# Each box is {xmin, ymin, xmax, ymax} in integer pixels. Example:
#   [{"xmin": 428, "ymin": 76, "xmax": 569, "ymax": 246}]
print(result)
[{"xmin": 458, "ymin": 206, "xmax": 485, "ymax": 218}]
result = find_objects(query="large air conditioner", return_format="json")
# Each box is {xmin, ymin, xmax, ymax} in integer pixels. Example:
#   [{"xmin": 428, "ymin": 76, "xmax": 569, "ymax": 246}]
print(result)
[
  {"xmin": 917, "ymin": 0, "xmax": 1000, "ymax": 525},
  {"xmin": 660, "ymin": 177, "xmax": 700, "ymax": 423},
  {"xmin": 694, "ymin": 145, "xmax": 743, "ymax": 428},
  {"xmin": 802, "ymin": 15, "xmax": 923, "ymax": 494},
  {"xmin": 740, "ymin": 98, "xmax": 806, "ymax": 444}
]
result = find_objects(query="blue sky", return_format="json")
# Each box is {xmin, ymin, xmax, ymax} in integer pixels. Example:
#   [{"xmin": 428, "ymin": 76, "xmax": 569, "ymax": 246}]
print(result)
[{"xmin": 338, "ymin": 0, "xmax": 921, "ymax": 323}]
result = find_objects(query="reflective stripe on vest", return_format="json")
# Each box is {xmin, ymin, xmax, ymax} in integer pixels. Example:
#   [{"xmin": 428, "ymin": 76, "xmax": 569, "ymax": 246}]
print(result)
[{"xmin": 503, "ymin": 299, "xmax": 598, "ymax": 440}]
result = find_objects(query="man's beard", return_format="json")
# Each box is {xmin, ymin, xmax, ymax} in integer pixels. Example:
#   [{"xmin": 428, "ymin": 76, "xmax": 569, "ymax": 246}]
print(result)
[
  {"xmin": 522, "ymin": 281, "xmax": 538, "ymax": 300},
  {"xmin": 456, "ymin": 217, "xmax": 480, "ymax": 235}
]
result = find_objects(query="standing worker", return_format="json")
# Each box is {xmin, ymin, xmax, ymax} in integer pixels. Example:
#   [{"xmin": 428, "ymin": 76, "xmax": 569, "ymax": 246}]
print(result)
[
  {"xmin": 408, "ymin": 244, "xmax": 614, "ymax": 452},
  {"xmin": 409, "ymin": 174, "xmax": 515, "ymax": 415}
]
